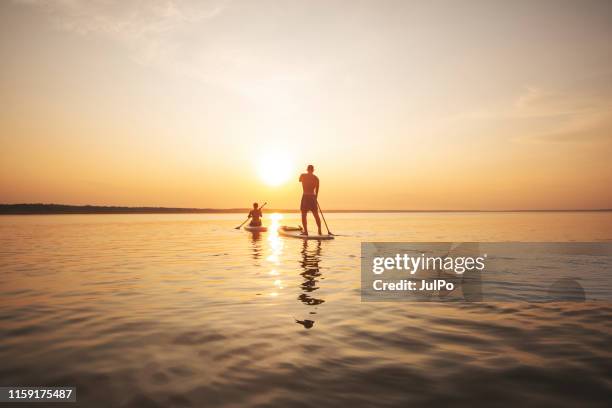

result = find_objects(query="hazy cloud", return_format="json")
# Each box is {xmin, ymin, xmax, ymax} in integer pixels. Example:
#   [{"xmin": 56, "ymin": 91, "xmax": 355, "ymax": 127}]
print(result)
[
  {"xmin": 449, "ymin": 74, "xmax": 612, "ymax": 145},
  {"xmin": 522, "ymin": 109, "xmax": 612, "ymax": 144},
  {"xmin": 515, "ymin": 78, "xmax": 612, "ymax": 144},
  {"xmin": 11, "ymin": 1, "xmax": 250, "ymax": 83},
  {"xmin": 13, "ymin": 0, "xmax": 331, "ymax": 111},
  {"xmin": 13, "ymin": 0, "xmax": 226, "ymax": 38}
]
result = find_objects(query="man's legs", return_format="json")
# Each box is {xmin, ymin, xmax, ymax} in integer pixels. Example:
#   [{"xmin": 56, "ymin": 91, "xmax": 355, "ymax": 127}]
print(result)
[
  {"xmin": 301, "ymin": 210, "xmax": 308, "ymax": 235},
  {"xmin": 312, "ymin": 209, "xmax": 322, "ymax": 235}
]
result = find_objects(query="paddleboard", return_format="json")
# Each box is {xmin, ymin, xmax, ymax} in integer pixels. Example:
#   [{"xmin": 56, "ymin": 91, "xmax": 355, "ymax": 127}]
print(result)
[
  {"xmin": 244, "ymin": 225, "xmax": 267, "ymax": 232},
  {"xmin": 278, "ymin": 229, "xmax": 334, "ymax": 240},
  {"xmin": 279, "ymin": 226, "xmax": 302, "ymax": 232}
]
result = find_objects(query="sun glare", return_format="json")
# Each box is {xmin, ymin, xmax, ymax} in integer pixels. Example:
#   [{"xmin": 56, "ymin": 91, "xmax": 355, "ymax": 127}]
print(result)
[
  {"xmin": 256, "ymin": 154, "xmax": 293, "ymax": 186},
  {"xmin": 269, "ymin": 213, "xmax": 283, "ymax": 221}
]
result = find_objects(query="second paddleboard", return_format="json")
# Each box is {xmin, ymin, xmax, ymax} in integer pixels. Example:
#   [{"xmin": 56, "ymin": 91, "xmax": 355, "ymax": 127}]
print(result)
[{"xmin": 278, "ymin": 229, "xmax": 334, "ymax": 240}]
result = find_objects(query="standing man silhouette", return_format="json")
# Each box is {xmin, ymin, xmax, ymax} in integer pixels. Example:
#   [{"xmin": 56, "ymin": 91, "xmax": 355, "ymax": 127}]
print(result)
[{"xmin": 299, "ymin": 165, "xmax": 322, "ymax": 236}]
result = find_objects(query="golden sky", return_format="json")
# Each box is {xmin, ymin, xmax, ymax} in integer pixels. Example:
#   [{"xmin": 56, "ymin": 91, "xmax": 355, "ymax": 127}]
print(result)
[{"xmin": 1, "ymin": 0, "xmax": 611, "ymax": 210}]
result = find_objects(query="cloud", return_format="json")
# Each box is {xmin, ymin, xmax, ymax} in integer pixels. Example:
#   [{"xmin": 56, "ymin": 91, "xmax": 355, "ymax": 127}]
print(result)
[
  {"xmin": 514, "ymin": 87, "xmax": 581, "ymax": 118},
  {"xmin": 513, "ymin": 84, "xmax": 611, "ymax": 119},
  {"xmin": 449, "ymin": 74, "xmax": 612, "ymax": 145},
  {"xmin": 12, "ymin": 0, "xmax": 323, "ymax": 109},
  {"xmin": 514, "ymin": 79, "xmax": 612, "ymax": 144},
  {"xmin": 13, "ymin": 0, "xmax": 228, "ymax": 70},
  {"xmin": 12, "ymin": 1, "xmax": 241, "ymax": 82},
  {"xmin": 521, "ymin": 109, "xmax": 612, "ymax": 144},
  {"xmin": 14, "ymin": 0, "xmax": 226, "ymax": 38}
]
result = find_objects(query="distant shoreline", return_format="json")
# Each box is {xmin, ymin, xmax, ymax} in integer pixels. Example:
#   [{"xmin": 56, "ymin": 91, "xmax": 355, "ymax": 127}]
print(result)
[{"xmin": 0, "ymin": 204, "xmax": 610, "ymax": 215}]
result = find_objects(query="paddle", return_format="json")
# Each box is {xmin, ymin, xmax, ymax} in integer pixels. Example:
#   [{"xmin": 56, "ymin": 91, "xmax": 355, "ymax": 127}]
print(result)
[
  {"xmin": 316, "ymin": 200, "xmax": 336, "ymax": 236},
  {"xmin": 235, "ymin": 202, "xmax": 267, "ymax": 229}
]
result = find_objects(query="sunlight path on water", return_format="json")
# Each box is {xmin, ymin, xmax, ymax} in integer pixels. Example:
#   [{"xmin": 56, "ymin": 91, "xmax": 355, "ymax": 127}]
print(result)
[{"xmin": 267, "ymin": 213, "xmax": 284, "ymax": 297}]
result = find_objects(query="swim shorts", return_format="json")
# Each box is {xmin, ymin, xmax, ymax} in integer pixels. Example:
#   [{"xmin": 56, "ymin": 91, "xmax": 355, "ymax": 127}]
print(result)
[{"xmin": 300, "ymin": 195, "xmax": 318, "ymax": 212}]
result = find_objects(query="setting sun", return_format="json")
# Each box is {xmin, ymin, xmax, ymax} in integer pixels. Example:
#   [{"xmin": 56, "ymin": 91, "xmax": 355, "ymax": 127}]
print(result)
[{"xmin": 256, "ymin": 153, "xmax": 294, "ymax": 187}]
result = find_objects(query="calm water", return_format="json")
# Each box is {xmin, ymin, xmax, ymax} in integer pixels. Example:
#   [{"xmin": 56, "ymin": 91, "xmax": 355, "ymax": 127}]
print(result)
[{"xmin": 1, "ymin": 212, "xmax": 611, "ymax": 407}]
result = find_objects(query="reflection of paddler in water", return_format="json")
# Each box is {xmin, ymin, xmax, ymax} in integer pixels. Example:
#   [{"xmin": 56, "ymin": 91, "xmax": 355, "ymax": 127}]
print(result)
[
  {"xmin": 296, "ymin": 240, "xmax": 324, "ymax": 329},
  {"xmin": 248, "ymin": 230, "xmax": 262, "ymax": 260}
]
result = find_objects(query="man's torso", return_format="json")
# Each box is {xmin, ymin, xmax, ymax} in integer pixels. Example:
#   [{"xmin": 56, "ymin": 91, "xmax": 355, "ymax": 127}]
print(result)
[{"xmin": 300, "ymin": 173, "xmax": 318, "ymax": 195}]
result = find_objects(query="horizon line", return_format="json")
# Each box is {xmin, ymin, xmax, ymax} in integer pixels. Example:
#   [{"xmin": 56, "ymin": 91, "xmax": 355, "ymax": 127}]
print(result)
[{"xmin": 1, "ymin": 203, "xmax": 611, "ymax": 214}]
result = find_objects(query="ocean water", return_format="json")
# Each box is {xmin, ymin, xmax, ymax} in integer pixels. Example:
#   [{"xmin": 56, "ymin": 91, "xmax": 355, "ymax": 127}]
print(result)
[{"xmin": 1, "ymin": 212, "xmax": 611, "ymax": 407}]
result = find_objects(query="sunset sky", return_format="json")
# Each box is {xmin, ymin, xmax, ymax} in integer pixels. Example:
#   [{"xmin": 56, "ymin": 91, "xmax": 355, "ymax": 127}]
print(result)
[{"xmin": 1, "ymin": 0, "xmax": 611, "ymax": 210}]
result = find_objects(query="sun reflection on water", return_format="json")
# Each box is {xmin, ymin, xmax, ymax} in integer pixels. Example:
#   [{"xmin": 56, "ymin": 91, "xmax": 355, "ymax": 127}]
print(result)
[{"xmin": 267, "ymin": 213, "xmax": 284, "ymax": 296}]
